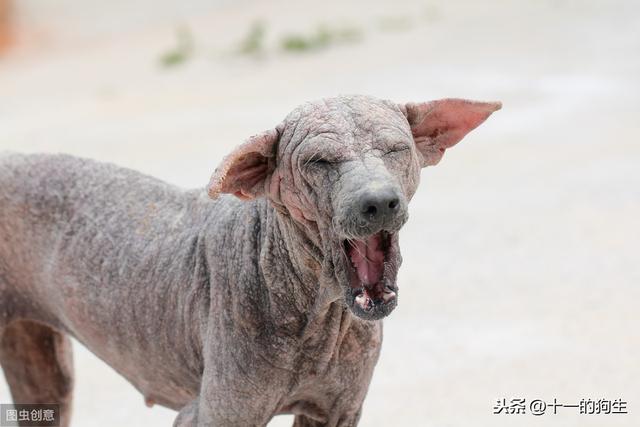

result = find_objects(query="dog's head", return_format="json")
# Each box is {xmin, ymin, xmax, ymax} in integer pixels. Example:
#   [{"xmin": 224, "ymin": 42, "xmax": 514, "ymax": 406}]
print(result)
[{"xmin": 208, "ymin": 95, "xmax": 500, "ymax": 320}]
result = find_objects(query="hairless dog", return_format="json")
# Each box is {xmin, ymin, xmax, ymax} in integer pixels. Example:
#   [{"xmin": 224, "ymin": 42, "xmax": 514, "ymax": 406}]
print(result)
[{"xmin": 0, "ymin": 95, "xmax": 500, "ymax": 426}]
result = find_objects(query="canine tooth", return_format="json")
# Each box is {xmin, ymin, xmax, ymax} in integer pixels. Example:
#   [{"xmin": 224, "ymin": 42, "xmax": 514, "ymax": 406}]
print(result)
[{"xmin": 382, "ymin": 290, "xmax": 396, "ymax": 302}]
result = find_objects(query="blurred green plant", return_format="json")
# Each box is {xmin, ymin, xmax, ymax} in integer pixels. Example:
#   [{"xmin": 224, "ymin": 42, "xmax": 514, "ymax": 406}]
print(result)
[
  {"xmin": 237, "ymin": 21, "xmax": 267, "ymax": 56},
  {"xmin": 280, "ymin": 25, "xmax": 361, "ymax": 53},
  {"xmin": 377, "ymin": 15, "xmax": 413, "ymax": 32},
  {"xmin": 159, "ymin": 26, "xmax": 194, "ymax": 67},
  {"xmin": 156, "ymin": 14, "xmax": 427, "ymax": 64},
  {"xmin": 423, "ymin": 4, "xmax": 441, "ymax": 22}
]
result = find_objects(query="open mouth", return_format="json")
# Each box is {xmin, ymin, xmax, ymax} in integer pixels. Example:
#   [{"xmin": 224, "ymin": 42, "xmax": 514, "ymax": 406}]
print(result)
[{"xmin": 343, "ymin": 231, "xmax": 399, "ymax": 320}]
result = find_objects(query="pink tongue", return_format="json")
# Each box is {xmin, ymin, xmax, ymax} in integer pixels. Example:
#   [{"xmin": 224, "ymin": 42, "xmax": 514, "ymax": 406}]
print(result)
[{"xmin": 349, "ymin": 234, "xmax": 385, "ymax": 285}]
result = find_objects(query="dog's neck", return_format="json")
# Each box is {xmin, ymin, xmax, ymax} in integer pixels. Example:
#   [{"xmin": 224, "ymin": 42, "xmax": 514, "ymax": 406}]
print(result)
[{"xmin": 257, "ymin": 199, "xmax": 348, "ymax": 332}]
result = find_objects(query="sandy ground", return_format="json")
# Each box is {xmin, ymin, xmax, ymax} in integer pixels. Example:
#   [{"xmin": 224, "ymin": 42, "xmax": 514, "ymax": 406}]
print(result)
[{"xmin": 1, "ymin": 0, "xmax": 639, "ymax": 426}]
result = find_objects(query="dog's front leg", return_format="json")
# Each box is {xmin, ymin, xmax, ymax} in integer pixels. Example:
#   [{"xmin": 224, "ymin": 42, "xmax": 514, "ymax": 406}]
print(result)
[
  {"xmin": 293, "ymin": 409, "xmax": 362, "ymax": 427},
  {"xmin": 173, "ymin": 379, "xmax": 273, "ymax": 427},
  {"xmin": 195, "ymin": 382, "xmax": 274, "ymax": 426},
  {"xmin": 174, "ymin": 354, "xmax": 280, "ymax": 427},
  {"xmin": 174, "ymin": 398, "xmax": 199, "ymax": 427}
]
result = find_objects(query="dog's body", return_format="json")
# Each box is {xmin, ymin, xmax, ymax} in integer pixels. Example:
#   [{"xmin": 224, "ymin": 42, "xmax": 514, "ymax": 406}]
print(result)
[
  {"xmin": 0, "ymin": 153, "xmax": 379, "ymax": 426},
  {"xmin": 0, "ymin": 95, "xmax": 499, "ymax": 426}
]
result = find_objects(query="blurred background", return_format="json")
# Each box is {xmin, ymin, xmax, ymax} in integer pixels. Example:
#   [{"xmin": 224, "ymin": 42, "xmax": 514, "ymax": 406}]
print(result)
[{"xmin": 1, "ymin": 0, "xmax": 639, "ymax": 426}]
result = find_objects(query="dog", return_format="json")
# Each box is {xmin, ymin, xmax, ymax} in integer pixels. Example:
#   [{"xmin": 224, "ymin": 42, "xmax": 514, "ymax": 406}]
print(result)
[{"xmin": 0, "ymin": 95, "xmax": 500, "ymax": 426}]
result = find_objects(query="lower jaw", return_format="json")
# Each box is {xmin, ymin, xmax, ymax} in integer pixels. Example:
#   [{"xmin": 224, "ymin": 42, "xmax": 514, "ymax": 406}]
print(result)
[
  {"xmin": 346, "ymin": 270, "xmax": 399, "ymax": 320},
  {"xmin": 346, "ymin": 288, "xmax": 398, "ymax": 321}
]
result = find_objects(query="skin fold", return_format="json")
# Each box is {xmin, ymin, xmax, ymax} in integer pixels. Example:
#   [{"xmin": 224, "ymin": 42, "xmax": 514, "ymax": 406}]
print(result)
[{"xmin": 0, "ymin": 95, "xmax": 499, "ymax": 426}]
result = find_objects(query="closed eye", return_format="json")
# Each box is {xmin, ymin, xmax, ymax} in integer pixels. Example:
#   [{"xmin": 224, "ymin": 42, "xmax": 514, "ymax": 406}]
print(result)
[
  {"xmin": 385, "ymin": 145, "xmax": 410, "ymax": 155},
  {"xmin": 303, "ymin": 154, "xmax": 335, "ymax": 168},
  {"xmin": 310, "ymin": 158, "xmax": 331, "ymax": 165}
]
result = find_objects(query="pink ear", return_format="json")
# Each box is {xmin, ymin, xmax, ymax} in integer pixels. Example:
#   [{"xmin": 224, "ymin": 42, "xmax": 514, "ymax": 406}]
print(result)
[
  {"xmin": 207, "ymin": 128, "xmax": 279, "ymax": 200},
  {"xmin": 405, "ymin": 98, "xmax": 501, "ymax": 167}
]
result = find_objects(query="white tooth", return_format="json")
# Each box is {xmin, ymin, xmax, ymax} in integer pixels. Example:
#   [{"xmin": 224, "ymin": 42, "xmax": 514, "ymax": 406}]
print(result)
[
  {"xmin": 383, "ymin": 290, "xmax": 396, "ymax": 302},
  {"xmin": 355, "ymin": 293, "xmax": 369, "ymax": 308}
]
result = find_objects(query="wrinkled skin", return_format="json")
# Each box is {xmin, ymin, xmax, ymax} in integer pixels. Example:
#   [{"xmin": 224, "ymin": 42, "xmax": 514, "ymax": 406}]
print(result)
[{"xmin": 0, "ymin": 95, "xmax": 499, "ymax": 426}]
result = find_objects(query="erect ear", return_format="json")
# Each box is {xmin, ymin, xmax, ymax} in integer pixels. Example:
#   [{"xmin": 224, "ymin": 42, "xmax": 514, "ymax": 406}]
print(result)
[
  {"xmin": 404, "ymin": 98, "xmax": 501, "ymax": 167},
  {"xmin": 207, "ymin": 128, "xmax": 280, "ymax": 200}
]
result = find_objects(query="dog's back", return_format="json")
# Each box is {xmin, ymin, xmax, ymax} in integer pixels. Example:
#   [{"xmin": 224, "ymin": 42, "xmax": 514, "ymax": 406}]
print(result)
[
  {"xmin": 0, "ymin": 153, "xmax": 166, "ymax": 299},
  {"xmin": 0, "ymin": 152, "xmax": 201, "ymax": 284},
  {"xmin": 0, "ymin": 150, "xmax": 209, "ymax": 324}
]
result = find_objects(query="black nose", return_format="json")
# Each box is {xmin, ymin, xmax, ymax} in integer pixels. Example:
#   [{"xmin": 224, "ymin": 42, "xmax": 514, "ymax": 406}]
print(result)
[{"xmin": 359, "ymin": 188, "xmax": 401, "ymax": 223}]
